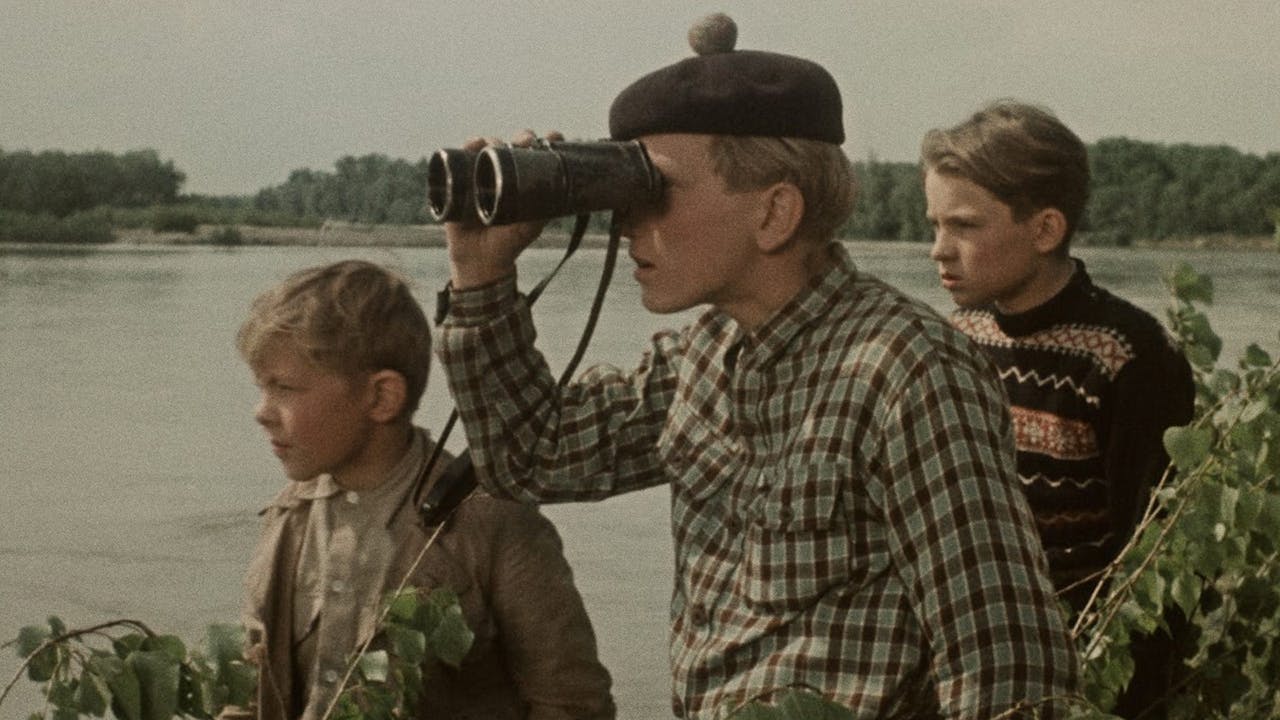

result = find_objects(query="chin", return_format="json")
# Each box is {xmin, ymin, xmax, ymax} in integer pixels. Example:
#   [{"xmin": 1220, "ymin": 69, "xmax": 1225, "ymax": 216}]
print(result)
[{"xmin": 639, "ymin": 292, "xmax": 687, "ymax": 315}]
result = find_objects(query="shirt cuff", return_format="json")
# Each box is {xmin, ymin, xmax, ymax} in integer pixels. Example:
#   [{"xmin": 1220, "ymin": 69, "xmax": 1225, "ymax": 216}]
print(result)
[{"xmin": 436, "ymin": 275, "xmax": 519, "ymax": 326}]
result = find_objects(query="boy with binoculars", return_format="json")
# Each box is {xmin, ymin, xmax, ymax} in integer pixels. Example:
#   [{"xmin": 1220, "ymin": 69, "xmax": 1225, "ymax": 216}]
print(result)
[{"xmin": 433, "ymin": 14, "xmax": 1077, "ymax": 720}]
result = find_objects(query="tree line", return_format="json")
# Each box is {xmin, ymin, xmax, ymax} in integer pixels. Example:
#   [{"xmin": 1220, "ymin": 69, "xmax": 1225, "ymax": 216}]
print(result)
[
  {"xmin": 845, "ymin": 139, "xmax": 1280, "ymax": 243},
  {"xmin": 237, "ymin": 139, "xmax": 1280, "ymax": 243},
  {"xmin": 2, "ymin": 140, "xmax": 1277, "ymax": 243},
  {"xmin": 0, "ymin": 148, "xmax": 184, "ymax": 217}
]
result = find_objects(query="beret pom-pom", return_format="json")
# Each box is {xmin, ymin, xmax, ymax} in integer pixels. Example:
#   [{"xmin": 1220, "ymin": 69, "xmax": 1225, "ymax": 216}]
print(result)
[{"xmin": 687, "ymin": 13, "xmax": 737, "ymax": 55}]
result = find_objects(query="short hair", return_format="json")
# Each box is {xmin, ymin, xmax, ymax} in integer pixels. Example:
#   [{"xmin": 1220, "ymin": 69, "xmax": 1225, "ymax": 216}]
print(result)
[
  {"xmin": 236, "ymin": 260, "xmax": 431, "ymax": 418},
  {"xmin": 708, "ymin": 135, "xmax": 858, "ymax": 244},
  {"xmin": 920, "ymin": 99, "xmax": 1090, "ymax": 247}
]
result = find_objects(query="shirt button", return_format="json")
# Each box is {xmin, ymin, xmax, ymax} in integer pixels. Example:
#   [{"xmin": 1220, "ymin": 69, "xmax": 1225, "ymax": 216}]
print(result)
[
  {"xmin": 331, "ymin": 579, "xmax": 347, "ymax": 593},
  {"xmin": 345, "ymin": 491, "xmax": 360, "ymax": 504},
  {"xmin": 689, "ymin": 603, "xmax": 709, "ymax": 627},
  {"xmin": 322, "ymin": 669, "xmax": 340, "ymax": 684}
]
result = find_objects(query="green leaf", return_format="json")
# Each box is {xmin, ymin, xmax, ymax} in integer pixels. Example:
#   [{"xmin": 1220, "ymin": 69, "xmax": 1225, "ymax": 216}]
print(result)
[
  {"xmin": 76, "ymin": 669, "xmax": 112, "ymax": 717},
  {"xmin": 47, "ymin": 677, "xmax": 78, "ymax": 708},
  {"xmin": 1164, "ymin": 425, "xmax": 1214, "ymax": 471},
  {"xmin": 16, "ymin": 625, "xmax": 50, "ymax": 657},
  {"xmin": 386, "ymin": 588, "xmax": 422, "ymax": 623},
  {"xmin": 1170, "ymin": 571, "xmax": 1202, "ymax": 618},
  {"xmin": 204, "ymin": 623, "xmax": 243, "ymax": 666},
  {"xmin": 730, "ymin": 706, "xmax": 779, "ymax": 719},
  {"xmin": 112, "ymin": 633, "xmax": 145, "ymax": 659},
  {"xmin": 103, "ymin": 659, "xmax": 143, "ymax": 720},
  {"xmin": 358, "ymin": 649, "xmax": 390, "ymax": 683},
  {"xmin": 1208, "ymin": 369, "xmax": 1240, "ymax": 395},
  {"xmin": 385, "ymin": 624, "xmax": 427, "ymax": 665},
  {"xmin": 775, "ymin": 688, "xmax": 854, "ymax": 719},
  {"xmin": 1167, "ymin": 263, "xmax": 1214, "ymax": 304},
  {"xmin": 1242, "ymin": 343, "xmax": 1272, "ymax": 368},
  {"xmin": 1132, "ymin": 570, "xmax": 1166, "ymax": 618},
  {"xmin": 426, "ymin": 603, "xmax": 474, "ymax": 668},
  {"xmin": 46, "ymin": 616, "xmax": 67, "ymax": 638},
  {"xmin": 17, "ymin": 624, "xmax": 59, "ymax": 682},
  {"xmin": 128, "ymin": 650, "xmax": 181, "ymax": 720},
  {"xmin": 1239, "ymin": 397, "xmax": 1272, "ymax": 424},
  {"xmin": 1185, "ymin": 343, "xmax": 1216, "ymax": 370},
  {"xmin": 142, "ymin": 634, "xmax": 186, "ymax": 663}
]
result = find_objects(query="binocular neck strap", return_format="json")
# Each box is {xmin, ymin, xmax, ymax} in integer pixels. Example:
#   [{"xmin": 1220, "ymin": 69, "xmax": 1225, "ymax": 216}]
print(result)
[{"xmin": 414, "ymin": 212, "xmax": 617, "ymax": 525}]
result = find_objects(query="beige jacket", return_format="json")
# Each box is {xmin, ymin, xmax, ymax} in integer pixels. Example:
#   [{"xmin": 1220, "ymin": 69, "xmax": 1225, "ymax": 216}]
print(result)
[{"xmin": 236, "ymin": 431, "xmax": 616, "ymax": 720}]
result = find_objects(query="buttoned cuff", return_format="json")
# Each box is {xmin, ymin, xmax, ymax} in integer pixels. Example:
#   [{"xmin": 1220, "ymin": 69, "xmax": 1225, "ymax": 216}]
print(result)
[{"xmin": 435, "ymin": 275, "xmax": 519, "ymax": 326}]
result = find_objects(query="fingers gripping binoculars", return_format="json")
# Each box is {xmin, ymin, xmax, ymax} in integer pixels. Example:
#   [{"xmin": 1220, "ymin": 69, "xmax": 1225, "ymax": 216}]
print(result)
[{"xmin": 426, "ymin": 140, "xmax": 663, "ymax": 225}]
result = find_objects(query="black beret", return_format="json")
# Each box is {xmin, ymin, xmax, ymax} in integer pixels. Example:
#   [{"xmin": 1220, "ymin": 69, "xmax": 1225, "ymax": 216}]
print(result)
[{"xmin": 609, "ymin": 14, "xmax": 844, "ymax": 144}]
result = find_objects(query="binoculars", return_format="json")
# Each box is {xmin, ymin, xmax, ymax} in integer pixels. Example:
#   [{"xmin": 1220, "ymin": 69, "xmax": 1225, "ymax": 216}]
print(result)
[{"xmin": 426, "ymin": 140, "xmax": 663, "ymax": 226}]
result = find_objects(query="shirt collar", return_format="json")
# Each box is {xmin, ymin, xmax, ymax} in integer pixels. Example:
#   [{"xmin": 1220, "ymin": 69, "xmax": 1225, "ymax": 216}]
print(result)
[
  {"xmin": 734, "ymin": 242, "xmax": 858, "ymax": 368},
  {"xmin": 263, "ymin": 428, "xmax": 428, "ymax": 520}
]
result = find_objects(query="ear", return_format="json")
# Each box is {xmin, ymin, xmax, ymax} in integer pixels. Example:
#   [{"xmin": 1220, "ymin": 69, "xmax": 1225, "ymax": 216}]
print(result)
[
  {"xmin": 755, "ymin": 182, "xmax": 805, "ymax": 254},
  {"xmin": 1031, "ymin": 207, "xmax": 1069, "ymax": 255},
  {"xmin": 366, "ymin": 369, "xmax": 408, "ymax": 423}
]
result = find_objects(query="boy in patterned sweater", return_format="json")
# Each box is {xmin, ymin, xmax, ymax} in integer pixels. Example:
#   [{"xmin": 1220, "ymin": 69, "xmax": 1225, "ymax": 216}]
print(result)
[{"xmin": 921, "ymin": 99, "xmax": 1195, "ymax": 717}]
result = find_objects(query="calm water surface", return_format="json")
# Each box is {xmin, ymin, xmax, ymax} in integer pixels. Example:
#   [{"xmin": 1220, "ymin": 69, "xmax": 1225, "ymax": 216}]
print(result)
[{"xmin": 1, "ymin": 241, "xmax": 1277, "ymax": 717}]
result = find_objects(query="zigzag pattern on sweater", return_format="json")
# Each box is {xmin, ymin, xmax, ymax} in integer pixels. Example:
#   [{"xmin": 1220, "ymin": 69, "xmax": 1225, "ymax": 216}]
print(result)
[
  {"xmin": 954, "ymin": 312, "xmax": 1135, "ymax": 380},
  {"xmin": 998, "ymin": 365, "xmax": 1102, "ymax": 407},
  {"xmin": 1018, "ymin": 472, "xmax": 1106, "ymax": 492}
]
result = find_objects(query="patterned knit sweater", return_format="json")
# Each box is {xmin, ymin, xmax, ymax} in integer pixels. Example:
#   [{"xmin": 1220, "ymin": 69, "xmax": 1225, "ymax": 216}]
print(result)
[{"xmin": 952, "ymin": 260, "xmax": 1194, "ymax": 610}]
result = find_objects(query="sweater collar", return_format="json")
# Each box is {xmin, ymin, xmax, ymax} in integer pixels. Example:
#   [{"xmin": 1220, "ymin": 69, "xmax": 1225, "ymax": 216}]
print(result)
[{"xmin": 991, "ymin": 258, "xmax": 1093, "ymax": 337}]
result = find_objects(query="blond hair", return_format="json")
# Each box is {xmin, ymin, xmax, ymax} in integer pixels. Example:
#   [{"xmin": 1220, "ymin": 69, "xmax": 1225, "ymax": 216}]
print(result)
[
  {"xmin": 236, "ymin": 260, "xmax": 431, "ymax": 418},
  {"xmin": 708, "ymin": 135, "xmax": 857, "ymax": 244},
  {"xmin": 921, "ymin": 99, "xmax": 1090, "ymax": 249}
]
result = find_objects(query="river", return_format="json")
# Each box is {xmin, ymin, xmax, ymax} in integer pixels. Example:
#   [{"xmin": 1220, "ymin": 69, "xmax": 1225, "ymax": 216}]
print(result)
[{"xmin": 1, "ymin": 240, "xmax": 1277, "ymax": 718}]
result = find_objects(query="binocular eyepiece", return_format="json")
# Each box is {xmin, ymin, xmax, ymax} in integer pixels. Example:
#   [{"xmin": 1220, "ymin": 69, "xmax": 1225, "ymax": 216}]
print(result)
[{"xmin": 426, "ymin": 140, "xmax": 663, "ymax": 226}]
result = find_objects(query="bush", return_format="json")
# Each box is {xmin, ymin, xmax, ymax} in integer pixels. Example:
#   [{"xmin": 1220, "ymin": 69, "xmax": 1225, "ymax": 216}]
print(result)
[
  {"xmin": 208, "ymin": 225, "xmax": 244, "ymax": 246},
  {"xmin": 0, "ymin": 210, "xmax": 113, "ymax": 244},
  {"xmin": 1070, "ymin": 264, "xmax": 1280, "ymax": 719},
  {"xmin": 151, "ymin": 207, "xmax": 200, "ymax": 233}
]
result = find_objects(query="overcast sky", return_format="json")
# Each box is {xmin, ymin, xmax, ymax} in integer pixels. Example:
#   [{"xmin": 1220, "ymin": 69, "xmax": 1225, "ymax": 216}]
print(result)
[{"xmin": 2, "ymin": 1, "xmax": 1277, "ymax": 196}]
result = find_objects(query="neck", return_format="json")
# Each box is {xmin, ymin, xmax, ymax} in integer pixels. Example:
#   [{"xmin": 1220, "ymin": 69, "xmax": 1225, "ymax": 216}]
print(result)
[
  {"xmin": 726, "ymin": 241, "xmax": 833, "ymax": 331},
  {"xmin": 332, "ymin": 423, "xmax": 414, "ymax": 492},
  {"xmin": 995, "ymin": 256, "xmax": 1076, "ymax": 315}
]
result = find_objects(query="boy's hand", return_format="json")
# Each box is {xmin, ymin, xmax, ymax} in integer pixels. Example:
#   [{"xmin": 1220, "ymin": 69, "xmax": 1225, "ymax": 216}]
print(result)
[{"xmin": 445, "ymin": 129, "xmax": 563, "ymax": 289}]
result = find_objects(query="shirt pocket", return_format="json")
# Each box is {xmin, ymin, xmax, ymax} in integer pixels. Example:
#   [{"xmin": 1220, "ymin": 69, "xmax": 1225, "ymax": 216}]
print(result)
[{"xmin": 738, "ymin": 460, "xmax": 852, "ymax": 612}]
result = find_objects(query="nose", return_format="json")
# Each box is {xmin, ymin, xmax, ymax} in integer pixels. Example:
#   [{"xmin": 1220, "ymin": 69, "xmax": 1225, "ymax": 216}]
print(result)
[
  {"xmin": 253, "ymin": 394, "xmax": 276, "ymax": 427},
  {"xmin": 929, "ymin": 227, "xmax": 954, "ymax": 263}
]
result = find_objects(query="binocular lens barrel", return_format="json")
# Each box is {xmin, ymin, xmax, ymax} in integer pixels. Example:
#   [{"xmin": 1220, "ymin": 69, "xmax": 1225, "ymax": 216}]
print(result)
[
  {"xmin": 425, "ymin": 148, "xmax": 478, "ymax": 222},
  {"xmin": 473, "ymin": 141, "xmax": 662, "ymax": 226}
]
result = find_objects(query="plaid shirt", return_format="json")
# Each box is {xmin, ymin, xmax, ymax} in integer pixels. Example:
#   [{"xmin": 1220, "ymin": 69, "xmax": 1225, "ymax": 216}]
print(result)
[{"xmin": 437, "ymin": 243, "xmax": 1077, "ymax": 719}]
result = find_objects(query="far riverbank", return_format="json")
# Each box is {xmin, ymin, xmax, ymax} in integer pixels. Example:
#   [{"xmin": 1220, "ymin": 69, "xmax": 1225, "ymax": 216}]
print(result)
[{"xmin": 111, "ymin": 223, "xmax": 1277, "ymax": 251}]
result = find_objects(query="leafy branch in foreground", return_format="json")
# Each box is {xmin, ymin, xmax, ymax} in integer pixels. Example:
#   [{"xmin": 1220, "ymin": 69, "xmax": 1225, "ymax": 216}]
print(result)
[
  {"xmin": 1068, "ymin": 262, "xmax": 1280, "ymax": 719},
  {"xmin": 323, "ymin": 587, "xmax": 474, "ymax": 720},
  {"xmin": 2, "ymin": 617, "xmax": 254, "ymax": 720},
  {"xmin": 3, "ymin": 587, "xmax": 474, "ymax": 720}
]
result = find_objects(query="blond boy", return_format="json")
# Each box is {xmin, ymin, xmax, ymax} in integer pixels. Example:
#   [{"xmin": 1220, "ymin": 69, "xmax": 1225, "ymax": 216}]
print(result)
[{"xmin": 232, "ymin": 260, "xmax": 615, "ymax": 720}]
